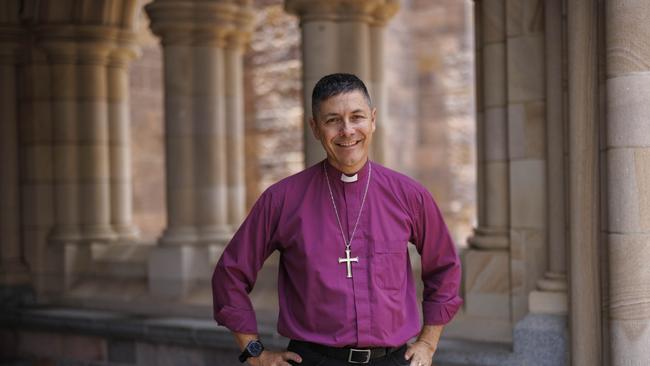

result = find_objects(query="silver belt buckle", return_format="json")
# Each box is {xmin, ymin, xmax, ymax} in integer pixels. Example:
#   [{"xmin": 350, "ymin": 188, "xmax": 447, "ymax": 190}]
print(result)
[{"xmin": 348, "ymin": 348, "xmax": 372, "ymax": 364}]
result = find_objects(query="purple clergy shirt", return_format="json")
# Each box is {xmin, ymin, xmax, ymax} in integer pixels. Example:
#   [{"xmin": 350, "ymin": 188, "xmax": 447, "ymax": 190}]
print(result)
[{"xmin": 212, "ymin": 160, "xmax": 463, "ymax": 347}]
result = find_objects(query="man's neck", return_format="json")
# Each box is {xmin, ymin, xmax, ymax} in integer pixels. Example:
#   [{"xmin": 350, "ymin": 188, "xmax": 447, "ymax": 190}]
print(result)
[{"xmin": 327, "ymin": 158, "xmax": 368, "ymax": 176}]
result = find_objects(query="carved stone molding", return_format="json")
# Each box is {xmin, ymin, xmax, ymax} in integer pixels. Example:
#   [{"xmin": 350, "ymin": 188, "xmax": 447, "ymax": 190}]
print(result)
[
  {"xmin": 146, "ymin": 0, "xmax": 253, "ymax": 47},
  {"xmin": 285, "ymin": 0, "xmax": 398, "ymax": 24}
]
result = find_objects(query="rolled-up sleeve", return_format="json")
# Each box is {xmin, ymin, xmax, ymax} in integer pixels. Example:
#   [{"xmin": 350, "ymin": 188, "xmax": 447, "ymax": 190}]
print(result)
[
  {"xmin": 212, "ymin": 189, "xmax": 278, "ymax": 334},
  {"xmin": 412, "ymin": 190, "xmax": 463, "ymax": 325}
]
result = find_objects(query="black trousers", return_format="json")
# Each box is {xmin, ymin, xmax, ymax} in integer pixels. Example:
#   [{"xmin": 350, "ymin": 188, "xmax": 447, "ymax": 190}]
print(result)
[{"xmin": 287, "ymin": 340, "xmax": 410, "ymax": 366}]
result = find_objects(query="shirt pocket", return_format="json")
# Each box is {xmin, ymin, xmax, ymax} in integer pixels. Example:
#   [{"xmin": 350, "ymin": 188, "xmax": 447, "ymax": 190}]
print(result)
[{"xmin": 374, "ymin": 240, "xmax": 408, "ymax": 291}]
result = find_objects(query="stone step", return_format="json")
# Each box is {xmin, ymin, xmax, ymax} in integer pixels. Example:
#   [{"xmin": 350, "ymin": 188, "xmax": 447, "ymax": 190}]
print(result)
[{"xmin": 90, "ymin": 243, "xmax": 154, "ymax": 279}]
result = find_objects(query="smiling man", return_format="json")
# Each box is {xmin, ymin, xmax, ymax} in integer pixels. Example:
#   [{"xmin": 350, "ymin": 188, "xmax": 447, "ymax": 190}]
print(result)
[{"xmin": 212, "ymin": 73, "xmax": 463, "ymax": 366}]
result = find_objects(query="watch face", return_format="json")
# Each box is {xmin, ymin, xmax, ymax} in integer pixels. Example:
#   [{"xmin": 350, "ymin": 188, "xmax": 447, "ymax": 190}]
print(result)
[{"xmin": 248, "ymin": 341, "xmax": 263, "ymax": 356}]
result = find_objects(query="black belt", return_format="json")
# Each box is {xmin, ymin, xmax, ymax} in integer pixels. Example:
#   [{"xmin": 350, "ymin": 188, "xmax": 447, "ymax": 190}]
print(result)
[{"xmin": 291, "ymin": 340, "xmax": 403, "ymax": 364}]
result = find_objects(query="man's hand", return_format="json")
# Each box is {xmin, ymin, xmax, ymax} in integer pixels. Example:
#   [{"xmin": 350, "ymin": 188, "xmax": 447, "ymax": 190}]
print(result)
[
  {"xmin": 404, "ymin": 340, "xmax": 436, "ymax": 366},
  {"xmin": 247, "ymin": 350, "xmax": 302, "ymax": 366},
  {"xmin": 403, "ymin": 324, "xmax": 443, "ymax": 366}
]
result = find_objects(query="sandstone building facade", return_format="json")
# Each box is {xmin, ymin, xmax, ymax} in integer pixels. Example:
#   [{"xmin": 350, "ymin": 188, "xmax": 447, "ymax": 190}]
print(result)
[{"xmin": 1, "ymin": 0, "xmax": 649, "ymax": 365}]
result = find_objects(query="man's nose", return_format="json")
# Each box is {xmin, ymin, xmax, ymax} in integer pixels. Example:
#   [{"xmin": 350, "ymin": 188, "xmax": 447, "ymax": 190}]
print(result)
[{"xmin": 340, "ymin": 120, "xmax": 354, "ymax": 135}]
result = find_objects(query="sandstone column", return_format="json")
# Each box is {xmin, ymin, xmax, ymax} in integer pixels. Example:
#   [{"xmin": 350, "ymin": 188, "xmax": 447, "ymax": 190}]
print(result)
[
  {"xmin": 34, "ymin": 43, "xmax": 85, "ymax": 293},
  {"xmin": 162, "ymin": 29, "xmax": 198, "ymax": 246},
  {"xmin": 285, "ymin": 0, "xmax": 398, "ymax": 167},
  {"xmin": 0, "ymin": 27, "xmax": 30, "ymax": 288},
  {"xmin": 18, "ymin": 48, "xmax": 57, "ymax": 298},
  {"xmin": 605, "ymin": 1, "xmax": 650, "ymax": 363},
  {"xmin": 528, "ymin": 0, "xmax": 567, "ymax": 315},
  {"xmin": 368, "ymin": 6, "xmax": 396, "ymax": 165},
  {"xmin": 46, "ymin": 46, "xmax": 82, "ymax": 245},
  {"xmin": 567, "ymin": 0, "xmax": 603, "ymax": 364},
  {"xmin": 504, "ymin": 0, "xmax": 547, "ymax": 322},
  {"xmin": 468, "ymin": 0, "xmax": 509, "ymax": 250},
  {"xmin": 108, "ymin": 44, "xmax": 140, "ymax": 241},
  {"xmin": 146, "ymin": 0, "xmax": 252, "ymax": 297},
  {"xmin": 41, "ymin": 35, "xmax": 120, "ymax": 290},
  {"xmin": 285, "ymin": 0, "xmax": 340, "ymax": 166},
  {"xmin": 225, "ymin": 27, "xmax": 252, "ymax": 227},
  {"xmin": 18, "ymin": 0, "xmax": 141, "ymax": 300},
  {"xmin": 77, "ymin": 42, "xmax": 116, "ymax": 243},
  {"xmin": 193, "ymin": 29, "xmax": 231, "ymax": 244},
  {"xmin": 462, "ymin": 0, "xmax": 512, "ymax": 342}
]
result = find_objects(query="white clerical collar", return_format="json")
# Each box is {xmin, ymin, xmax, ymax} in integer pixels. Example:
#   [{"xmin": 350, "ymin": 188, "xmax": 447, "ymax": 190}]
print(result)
[{"xmin": 340, "ymin": 173, "xmax": 358, "ymax": 183}]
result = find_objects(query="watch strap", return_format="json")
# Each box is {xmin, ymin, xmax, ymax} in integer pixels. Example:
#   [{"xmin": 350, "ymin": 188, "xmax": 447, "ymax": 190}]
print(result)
[{"xmin": 239, "ymin": 340, "xmax": 264, "ymax": 363}]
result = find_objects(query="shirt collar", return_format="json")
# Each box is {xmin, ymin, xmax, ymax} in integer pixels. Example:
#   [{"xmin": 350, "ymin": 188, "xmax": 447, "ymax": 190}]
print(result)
[{"xmin": 323, "ymin": 159, "xmax": 370, "ymax": 185}]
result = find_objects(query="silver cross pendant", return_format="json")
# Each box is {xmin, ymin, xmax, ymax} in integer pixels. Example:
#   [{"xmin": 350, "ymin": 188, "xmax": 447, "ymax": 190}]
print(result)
[{"xmin": 338, "ymin": 248, "xmax": 359, "ymax": 278}]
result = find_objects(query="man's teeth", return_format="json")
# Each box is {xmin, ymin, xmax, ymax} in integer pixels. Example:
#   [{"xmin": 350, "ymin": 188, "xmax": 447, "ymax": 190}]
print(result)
[{"xmin": 338, "ymin": 141, "xmax": 358, "ymax": 147}]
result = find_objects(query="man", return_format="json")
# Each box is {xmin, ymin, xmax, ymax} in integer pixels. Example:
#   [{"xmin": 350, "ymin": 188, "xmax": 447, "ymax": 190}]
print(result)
[{"xmin": 212, "ymin": 73, "xmax": 462, "ymax": 366}]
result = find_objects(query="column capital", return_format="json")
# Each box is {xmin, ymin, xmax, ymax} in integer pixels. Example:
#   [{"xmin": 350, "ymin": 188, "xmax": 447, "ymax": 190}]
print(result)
[
  {"xmin": 109, "ymin": 46, "xmax": 139, "ymax": 68},
  {"xmin": 146, "ymin": 0, "xmax": 253, "ymax": 47},
  {"xmin": 109, "ymin": 31, "xmax": 141, "ymax": 67},
  {"xmin": 226, "ymin": 29, "xmax": 253, "ymax": 50},
  {"xmin": 35, "ymin": 25, "xmax": 140, "ymax": 66},
  {"xmin": 36, "ymin": 25, "xmax": 120, "ymax": 44},
  {"xmin": 371, "ymin": 0, "xmax": 399, "ymax": 26},
  {"xmin": 285, "ymin": 0, "xmax": 399, "ymax": 24},
  {"xmin": 40, "ymin": 43, "xmax": 77, "ymax": 64},
  {"xmin": 226, "ymin": 6, "xmax": 255, "ymax": 50},
  {"xmin": 76, "ymin": 43, "xmax": 115, "ymax": 65}
]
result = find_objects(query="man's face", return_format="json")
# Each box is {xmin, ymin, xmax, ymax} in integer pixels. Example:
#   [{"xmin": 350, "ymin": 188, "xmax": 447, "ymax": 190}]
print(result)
[{"xmin": 310, "ymin": 90, "xmax": 376, "ymax": 175}]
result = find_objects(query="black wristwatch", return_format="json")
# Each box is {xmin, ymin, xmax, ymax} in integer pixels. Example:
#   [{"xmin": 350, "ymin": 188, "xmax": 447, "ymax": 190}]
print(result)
[{"xmin": 238, "ymin": 339, "xmax": 264, "ymax": 363}]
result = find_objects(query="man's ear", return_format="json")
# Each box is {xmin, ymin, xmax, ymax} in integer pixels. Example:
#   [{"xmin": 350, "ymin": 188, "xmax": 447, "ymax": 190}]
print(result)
[
  {"xmin": 370, "ymin": 108, "xmax": 377, "ymax": 133},
  {"xmin": 309, "ymin": 117, "xmax": 321, "ymax": 140}
]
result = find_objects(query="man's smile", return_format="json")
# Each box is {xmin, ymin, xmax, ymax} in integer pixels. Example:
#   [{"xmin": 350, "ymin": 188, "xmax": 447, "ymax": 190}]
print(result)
[{"xmin": 336, "ymin": 140, "xmax": 362, "ymax": 148}]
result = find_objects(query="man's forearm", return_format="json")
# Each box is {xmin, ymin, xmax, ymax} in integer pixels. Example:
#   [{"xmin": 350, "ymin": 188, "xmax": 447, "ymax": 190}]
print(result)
[
  {"xmin": 234, "ymin": 332, "xmax": 260, "ymax": 351},
  {"xmin": 416, "ymin": 324, "xmax": 444, "ymax": 350}
]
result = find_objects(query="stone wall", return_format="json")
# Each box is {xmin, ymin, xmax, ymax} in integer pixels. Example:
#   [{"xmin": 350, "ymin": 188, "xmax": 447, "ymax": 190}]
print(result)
[
  {"xmin": 129, "ymin": 0, "xmax": 165, "ymax": 243},
  {"xmin": 244, "ymin": 0, "xmax": 303, "ymax": 207},
  {"xmin": 386, "ymin": 0, "xmax": 476, "ymax": 245}
]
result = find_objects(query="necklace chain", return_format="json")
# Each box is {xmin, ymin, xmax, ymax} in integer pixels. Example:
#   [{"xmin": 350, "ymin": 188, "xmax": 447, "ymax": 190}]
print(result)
[{"xmin": 323, "ymin": 161, "xmax": 372, "ymax": 250}]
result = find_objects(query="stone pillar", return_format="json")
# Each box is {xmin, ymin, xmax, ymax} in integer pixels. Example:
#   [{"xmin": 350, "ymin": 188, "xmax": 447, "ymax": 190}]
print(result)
[
  {"xmin": 567, "ymin": 0, "xmax": 603, "ymax": 364},
  {"xmin": 461, "ymin": 0, "xmax": 512, "ymax": 342},
  {"xmin": 17, "ymin": 48, "xmax": 57, "ymax": 299},
  {"xmin": 368, "ymin": 7, "xmax": 394, "ymax": 165},
  {"xmin": 159, "ymin": 28, "xmax": 198, "ymax": 246},
  {"xmin": 47, "ymin": 46, "xmax": 82, "ymax": 245},
  {"xmin": 77, "ymin": 42, "xmax": 116, "ymax": 243},
  {"xmin": 0, "ymin": 27, "xmax": 31, "ymax": 288},
  {"xmin": 605, "ymin": 1, "xmax": 650, "ymax": 363},
  {"xmin": 35, "ymin": 15, "xmax": 140, "ymax": 291},
  {"xmin": 529, "ymin": 0, "xmax": 567, "ymax": 315},
  {"xmin": 286, "ymin": 0, "xmax": 340, "ymax": 166},
  {"xmin": 146, "ymin": 0, "xmax": 252, "ymax": 297},
  {"xmin": 473, "ymin": 0, "xmax": 486, "ymax": 239},
  {"xmin": 504, "ymin": 0, "xmax": 547, "ymax": 323},
  {"xmin": 108, "ymin": 45, "xmax": 140, "ymax": 241},
  {"xmin": 285, "ymin": 0, "xmax": 398, "ymax": 167},
  {"xmin": 193, "ymin": 31, "xmax": 230, "ymax": 244},
  {"xmin": 225, "ymin": 28, "xmax": 252, "ymax": 227},
  {"xmin": 14, "ymin": 0, "xmax": 141, "ymax": 301},
  {"xmin": 468, "ymin": 0, "xmax": 509, "ymax": 250},
  {"xmin": 44, "ymin": 36, "xmax": 123, "ymax": 246},
  {"xmin": 43, "ymin": 44, "xmax": 88, "ymax": 289}
]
